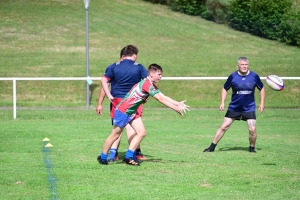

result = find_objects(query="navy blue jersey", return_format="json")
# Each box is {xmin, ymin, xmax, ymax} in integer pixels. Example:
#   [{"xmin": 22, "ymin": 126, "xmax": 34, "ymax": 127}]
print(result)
[
  {"xmin": 224, "ymin": 71, "xmax": 264, "ymax": 112},
  {"xmin": 103, "ymin": 59, "xmax": 147, "ymax": 98}
]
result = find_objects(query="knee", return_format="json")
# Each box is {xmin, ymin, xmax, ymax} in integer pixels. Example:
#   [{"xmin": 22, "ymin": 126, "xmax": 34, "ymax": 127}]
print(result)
[
  {"xmin": 220, "ymin": 125, "xmax": 230, "ymax": 132},
  {"xmin": 112, "ymin": 134, "xmax": 120, "ymax": 141},
  {"xmin": 248, "ymin": 127, "xmax": 256, "ymax": 135},
  {"xmin": 137, "ymin": 131, "xmax": 147, "ymax": 138},
  {"xmin": 248, "ymin": 126, "xmax": 256, "ymax": 134}
]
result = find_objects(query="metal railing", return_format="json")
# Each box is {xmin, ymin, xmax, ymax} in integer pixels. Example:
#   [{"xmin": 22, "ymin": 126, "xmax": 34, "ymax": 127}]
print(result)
[{"xmin": 1, "ymin": 77, "xmax": 300, "ymax": 119}]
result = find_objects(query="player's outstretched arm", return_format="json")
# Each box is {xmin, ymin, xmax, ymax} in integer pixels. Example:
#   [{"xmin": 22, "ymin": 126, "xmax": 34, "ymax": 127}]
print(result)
[
  {"xmin": 159, "ymin": 93, "xmax": 190, "ymax": 111},
  {"xmin": 159, "ymin": 93, "xmax": 179, "ymax": 105},
  {"xmin": 153, "ymin": 93, "xmax": 190, "ymax": 116}
]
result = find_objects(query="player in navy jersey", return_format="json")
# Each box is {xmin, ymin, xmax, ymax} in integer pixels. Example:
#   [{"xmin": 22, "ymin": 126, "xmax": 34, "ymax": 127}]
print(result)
[
  {"xmin": 98, "ymin": 64, "xmax": 190, "ymax": 166},
  {"xmin": 96, "ymin": 45, "xmax": 148, "ymax": 163},
  {"xmin": 203, "ymin": 57, "xmax": 265, "ymax": 153}
]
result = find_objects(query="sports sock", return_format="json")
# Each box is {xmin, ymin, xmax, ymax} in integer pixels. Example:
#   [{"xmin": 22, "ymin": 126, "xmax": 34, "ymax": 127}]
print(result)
[
  {"xmin": 249, "ymin": 146, "xmax": 255, "ymax": 150},
  {"xmin": 135, "ymin": 148, "xmax": 142, "ymax": 157},
  {"xmin": 210, "ymin": 143, "xmax": 217, "ymax": 150},
  {"xmin": 135, "ymin": 148, "xmax": 141, "ymax": 154},
  {"xmin": 109, "ymin": 148, "xmax": 117, "ymax": 159},
  {"xmin": 133, "ymin": 151, "xmax": 137, "ymax": 161},
  {"xmin": 125, "ymin": 149, "xmax": 134, "ymax": 159},
  {"xmin": 100, "ymin": 152, "xmax": 108, "ymax": 162}
]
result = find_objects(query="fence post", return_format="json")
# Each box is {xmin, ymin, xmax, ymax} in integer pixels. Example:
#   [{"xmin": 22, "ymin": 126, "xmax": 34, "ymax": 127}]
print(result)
[{"xmin": 13, "ymin": 79, "xmax": 16, "ymax": 119}]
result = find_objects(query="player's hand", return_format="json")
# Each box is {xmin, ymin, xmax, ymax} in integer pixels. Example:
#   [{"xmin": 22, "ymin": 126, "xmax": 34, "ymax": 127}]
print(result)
[
  {"xmin": 219, "ymin": 103, "xmax": 225, "ymax": 111},
  {"xmin": 258, "ymin": 104, "xmax": 264, "ymax": 114},
  {"xmin": 107, "ymin": 94, "xmax": 114, "ymax": 103},
  {"xmin": 96, "ymin": 104, "xmax": 103, "ymax": 116},
  {"xmin": 179, "ymin": 100, "xmax": 190, "ymax": 113},
  {"xmin": 176, "ymin": 101, "xmax": 190, "ymax": 116}
]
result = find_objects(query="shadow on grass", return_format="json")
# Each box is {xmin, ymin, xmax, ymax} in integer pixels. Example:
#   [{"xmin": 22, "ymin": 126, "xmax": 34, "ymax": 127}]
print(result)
[
  {"xmin": 261, "ymin": 163, "xmax": 276, "ymax": 165},
  {"xmin": 218, "ymin": 146, "xmax": 262, "ymax": 152},
  {"xmin": 114, "ymin": 152, "xmax": 180, "ymax": 164}
]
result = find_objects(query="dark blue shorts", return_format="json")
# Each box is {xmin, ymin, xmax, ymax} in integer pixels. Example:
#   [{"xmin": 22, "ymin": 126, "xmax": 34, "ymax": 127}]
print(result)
[{"xmin": 225, "ymin": 111, "xmax": 256, "ymax": 121}]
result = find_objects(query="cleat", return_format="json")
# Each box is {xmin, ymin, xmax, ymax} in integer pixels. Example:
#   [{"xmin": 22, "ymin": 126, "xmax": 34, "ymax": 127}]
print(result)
[
  {"xmin": 203, "ymin": 148, "xmax": 214, "ymax": 152},
  {"xmin": 122, "ymin": 157, "xmax": 142, "ymax": 163},
  {"xmin": 107, "ymin": 158, "xmax": 116, "ymax": 162},
  {"xmin": 115, "ymin": 151, "xmax": 119, "ymax": 161},
  {"xmin": 124, "ymin": 158, "xmax": 140, "ymax": 166},
  {"xmin": 97, "ymin": 156, "xmax": 108, "ymax": 165},
  {"xmin": 249, "ymin": 147, "xmax": 257, "ymax": 153},
  {"xmin": 136, "ymin": 153, "xmax": 147, "ymax": 160},
  {"xmin": 108, "ymin": 156, "xmax": 119, "ymax": 162}
]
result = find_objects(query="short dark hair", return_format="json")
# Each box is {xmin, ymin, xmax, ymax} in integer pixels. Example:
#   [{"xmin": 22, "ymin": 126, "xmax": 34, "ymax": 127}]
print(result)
[
  {"xmin": 120, "ymin": 47, "xmax": 126, "ymax": 58},
  {"xmin": 148, "ymin": 63, "xmax": 163, "ymax": 75},
  {"xmin": 124, "ymin": 45, "xmax": 139, "ymax": 57}
]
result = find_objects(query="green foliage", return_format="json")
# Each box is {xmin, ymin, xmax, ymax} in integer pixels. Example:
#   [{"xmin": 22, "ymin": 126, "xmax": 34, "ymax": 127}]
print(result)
[
  {"xmin": 169, "ymin": 0, "xmax": 207, "ymax": 16},
  {"xmin": 142, "ymin": 0, "xmax": 300, "ymax": 46},
  {"xmin": 142, "ymin": 0, "xmax": 169, "ymax": 5},
  {"xmin": 228, "ymin": 0, "xmax": 293, "ymax": 39},
  {"xmin": 277, "ymin": 5, "xmax": 300, "ymax": 46},
  {"xmin": 206, "ymin": 0, "xmax": 231, "ymax": 23}
]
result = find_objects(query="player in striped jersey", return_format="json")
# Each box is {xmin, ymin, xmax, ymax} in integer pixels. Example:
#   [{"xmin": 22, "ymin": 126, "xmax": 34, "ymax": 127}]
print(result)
[{"xmin": 98, "ymin": 63, "xmax": 190, "ymax": 166}]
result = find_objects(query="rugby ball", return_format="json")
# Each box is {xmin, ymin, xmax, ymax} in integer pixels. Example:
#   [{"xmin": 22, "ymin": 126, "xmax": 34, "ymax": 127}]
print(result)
[{"xmin": 266, "ymin": 75, "xmax": 284, "ymax": 91}]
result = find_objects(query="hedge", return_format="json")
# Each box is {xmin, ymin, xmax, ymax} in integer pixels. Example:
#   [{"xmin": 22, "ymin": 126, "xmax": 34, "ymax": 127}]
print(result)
[{"xmin": 143, "ymin": 0, "xmax": 300, "ymax": 47}]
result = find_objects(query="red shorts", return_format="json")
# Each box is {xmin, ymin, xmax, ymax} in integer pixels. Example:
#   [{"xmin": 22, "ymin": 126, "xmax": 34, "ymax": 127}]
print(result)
[{"xmin": 110, "ymin": 98, "xmax": 143, "ymax": 119}]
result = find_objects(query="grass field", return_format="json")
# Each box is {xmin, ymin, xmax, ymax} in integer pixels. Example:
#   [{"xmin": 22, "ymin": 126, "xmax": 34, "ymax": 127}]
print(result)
[
  {"xmin": 1, "ymin": 108, "xmax": 300, "ymax": 199},
  {"xmin": 0, "ymin": 0, "xmax": 300, "ymax": 199}
]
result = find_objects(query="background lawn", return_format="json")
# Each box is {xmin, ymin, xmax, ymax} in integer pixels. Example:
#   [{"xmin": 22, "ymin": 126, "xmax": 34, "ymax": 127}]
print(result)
[
  {"xmin": 0, "ymin": 0, "xmax": 299, "ymax": 108},
  {"xmin": 0, "ymin": 0, "xmax": 299, "ymax": 199}
]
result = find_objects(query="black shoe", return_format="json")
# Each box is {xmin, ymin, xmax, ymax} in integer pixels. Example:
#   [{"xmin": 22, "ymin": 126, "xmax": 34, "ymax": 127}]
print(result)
[
  {"xmin": 107, "ymin": 158, "xmax": 116, "ymax": 162},
  {"xmin": 203, "ymin": 148, "xmax": 214, "ymax": 152},
  {"xmin": 249, "ymin": 147, "xmax": 256, "ymax": 153},
  {"xmin": 97, "ymin": 156, "xmax": 108, "ymax": 165},
  {"xmin": 122, "ymin": 157, "xmax": 142, "ymax": 163},
  {"xmin": 124, "ymin": 158, "xmax": 140, "ymax": 166}
]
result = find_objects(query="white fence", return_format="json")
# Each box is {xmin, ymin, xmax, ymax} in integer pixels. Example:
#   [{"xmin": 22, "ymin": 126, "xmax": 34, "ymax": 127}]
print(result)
[{"xmin": 1, "ymin": 77, "xmax": 300, "ymax": 119}]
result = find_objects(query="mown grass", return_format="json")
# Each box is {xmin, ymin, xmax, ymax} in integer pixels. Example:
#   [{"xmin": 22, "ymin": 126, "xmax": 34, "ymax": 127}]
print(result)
[
  {"xmin": 0, "ymin": 1, "xmax": 299, "ymax": 199},
  {"xmin": 0, "ymin": 0, "xmax": 299, "ymax": 108},
  {"xmin": 0, "ymin": 108, "xmax": 299, "ymax": 199}
]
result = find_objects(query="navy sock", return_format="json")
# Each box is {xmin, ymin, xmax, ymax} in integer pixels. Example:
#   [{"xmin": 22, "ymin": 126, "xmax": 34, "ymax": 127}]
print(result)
[
  {"xmin": 109, "ymin": 148, "xmax": 117, "ymax": 159},
  {"xmin": 135, "ymin": 148, "xmax": 141, "ymax": 153},
  {"xmin": 100, "ymin": 152, "xmax": 108, "ymax": 162},
  {"xmin": 210, "ymin": 143, "xmax": 217, "ymax": 150},
  {"xmin": 135, "ymin": 148, "xmax": 140, "ymax": 156},
  {"xmin": 125, "ymin": 149, "xmax": 134, "ymax": 159}
]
